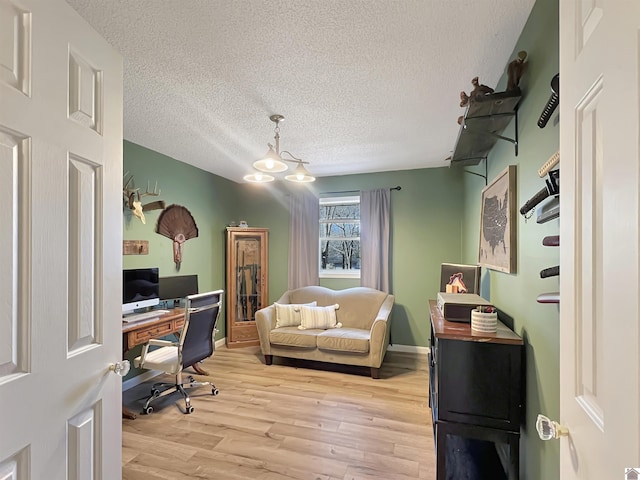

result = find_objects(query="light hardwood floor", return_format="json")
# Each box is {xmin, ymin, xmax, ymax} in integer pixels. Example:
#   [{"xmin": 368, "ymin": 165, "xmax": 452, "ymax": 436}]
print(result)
[{"xmin": 122, "ymin": 346, "xmax": 435, "ymax": 480}]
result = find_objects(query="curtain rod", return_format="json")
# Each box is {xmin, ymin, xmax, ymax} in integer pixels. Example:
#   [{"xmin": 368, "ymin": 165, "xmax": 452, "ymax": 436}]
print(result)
[{"xmin": 321, "ymin": 186, "xmax": 401, "ymax": 195}]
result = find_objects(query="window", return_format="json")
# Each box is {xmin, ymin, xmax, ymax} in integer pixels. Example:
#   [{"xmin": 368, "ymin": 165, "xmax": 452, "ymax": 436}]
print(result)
[{"xmin": 319, "ymin": 196, "xmax": 360, "ymax": 278}]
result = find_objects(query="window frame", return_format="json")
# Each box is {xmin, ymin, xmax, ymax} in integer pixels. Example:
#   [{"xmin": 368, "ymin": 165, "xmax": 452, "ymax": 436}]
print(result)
[{"xmin": 319, "ymin": 195, "xmax": 361, "ymax": 279}]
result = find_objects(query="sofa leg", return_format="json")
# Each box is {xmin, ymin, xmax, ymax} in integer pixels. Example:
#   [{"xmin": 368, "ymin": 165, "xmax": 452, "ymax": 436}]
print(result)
[
  {"xmin": 371, "ymin": 367, "xmax": 380, "ymax": 379},
  {"xmin": 264, "ymin": 355, "xmax": 273, "ymax": 365}
]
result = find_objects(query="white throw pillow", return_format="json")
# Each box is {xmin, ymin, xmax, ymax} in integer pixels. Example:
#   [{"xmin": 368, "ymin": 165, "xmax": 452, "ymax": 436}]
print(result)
[
  {"xmin": 274, "ymin": 302, "xmax": 317, "ymax": 328},
  {"xmin": 298, "ymin": 304, "xmax": 342, "ymax": 330}
]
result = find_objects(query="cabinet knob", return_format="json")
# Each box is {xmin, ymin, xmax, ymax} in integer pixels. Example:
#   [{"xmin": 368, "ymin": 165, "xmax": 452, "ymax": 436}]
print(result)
[{"xmin": 536, "ymin": 414, "xmax": 569, "ymax": 440}]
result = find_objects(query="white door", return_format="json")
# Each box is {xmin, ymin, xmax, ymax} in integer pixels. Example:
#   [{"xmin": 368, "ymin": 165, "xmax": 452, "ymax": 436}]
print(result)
[
  {"xmin": 559, "ymin": 0, "xmax": 640, "ymax": 477},
  {"xmin": 0, "ymin": 0, "xmax": 123, "ymax": 478}
]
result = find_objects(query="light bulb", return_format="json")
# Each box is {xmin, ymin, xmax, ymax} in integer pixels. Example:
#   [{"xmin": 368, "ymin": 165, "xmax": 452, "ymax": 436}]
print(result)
[
  {"xmin": 255, "ymin": 173, "xmax": 263, "ymax": 181},
  {"xmin": 265, "ymin": 159, "xmax": 274, "ymax": 169}
]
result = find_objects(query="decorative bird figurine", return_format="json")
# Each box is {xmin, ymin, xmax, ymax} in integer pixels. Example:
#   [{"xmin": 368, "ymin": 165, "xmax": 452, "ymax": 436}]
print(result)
[
  {"xmin": 459, "ymin": 91, "xmax": 470, "ymax": 107},
  {"xmin": 470, "ymin": 76, "xmax": 494, "ymax": 99},
  {"xmin": 507, "ymin": 50, "xmax": 528, "ymax": 90}
]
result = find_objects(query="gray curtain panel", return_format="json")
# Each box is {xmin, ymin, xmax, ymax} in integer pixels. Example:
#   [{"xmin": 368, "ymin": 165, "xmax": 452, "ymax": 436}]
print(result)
[
  {"xmin": 288, "ymin": 191, "xmax": 319, "ymax": 289},
  {"xmin": 360, "ymin": 188, "xmax": 390, "ymax": 292}
]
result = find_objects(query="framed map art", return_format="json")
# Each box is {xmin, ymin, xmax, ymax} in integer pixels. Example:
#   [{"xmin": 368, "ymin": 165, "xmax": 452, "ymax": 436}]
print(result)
[{"xmin": 478, "ymin": 165, "xmax": 517, "ymax": 273}]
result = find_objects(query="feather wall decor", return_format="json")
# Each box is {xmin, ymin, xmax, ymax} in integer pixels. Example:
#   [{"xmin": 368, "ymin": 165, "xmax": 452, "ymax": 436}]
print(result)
[{"xmin": 155, "ymin": 204, "xmax": 199, "ymax": 269}]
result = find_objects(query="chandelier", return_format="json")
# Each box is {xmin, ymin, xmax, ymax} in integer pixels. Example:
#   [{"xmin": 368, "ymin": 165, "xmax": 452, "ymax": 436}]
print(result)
[{"xmin": 244, "ymin": 114, "xmax": 316, "ymax": 183}]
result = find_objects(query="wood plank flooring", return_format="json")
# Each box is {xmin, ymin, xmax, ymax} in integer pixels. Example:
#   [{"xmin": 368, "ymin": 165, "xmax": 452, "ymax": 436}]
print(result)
[{"xmin": 122, "ymin": 346, "xmax": 435, "ymax": 480}]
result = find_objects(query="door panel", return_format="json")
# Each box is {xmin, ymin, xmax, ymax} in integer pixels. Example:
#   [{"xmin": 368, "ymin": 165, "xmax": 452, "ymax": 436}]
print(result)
[
  {"xmin": 560, "ymin": 0, "xmax": 640, "ymax": 476},
  {"xmin": 0, "ymin": 0, "xmax": 123, "ymax": 478}
]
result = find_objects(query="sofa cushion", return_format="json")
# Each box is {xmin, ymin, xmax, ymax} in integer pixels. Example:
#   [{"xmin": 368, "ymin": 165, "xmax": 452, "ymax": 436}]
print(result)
[
  {"xmin": 269, "ymin": 327, "xmax": 319, "ymax": 348},
  {"xmin": 316, "ymin": 328, "xmax": 370, "ymax": 353},
  {"xmin": 299, "ymin": 304, "xmax": 342, "ymax": 330},
  {"xmin": 274, "ymin": 301, "xmax": 316, "ymax": 328}
]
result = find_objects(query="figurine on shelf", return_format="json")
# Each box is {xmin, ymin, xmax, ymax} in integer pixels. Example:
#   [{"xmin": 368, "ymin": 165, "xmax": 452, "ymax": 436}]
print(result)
[
  {"xmin": 507, "ymin": 50, "xmax": 528, "ymax": 90},
  {"xmin": 470, "ymin": 76, "xmax": 494, "ymax": 98},
  {"xmin": 459, "ymin": 91, "xmax": 470, "ymax": 107},
  {"xmin": 459, "ymin": 76, "xmax": 494, "ymax": 113}
]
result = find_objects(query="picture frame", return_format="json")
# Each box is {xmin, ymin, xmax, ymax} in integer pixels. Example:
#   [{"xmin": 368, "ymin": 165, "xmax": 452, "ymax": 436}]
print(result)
[
  {"xmin": 440, "ymin": 263, "xmax": 481, "ymax": 294},
  {"xmin": 478, "ymin": 165, "xmax": 517, "ymax": 273}
]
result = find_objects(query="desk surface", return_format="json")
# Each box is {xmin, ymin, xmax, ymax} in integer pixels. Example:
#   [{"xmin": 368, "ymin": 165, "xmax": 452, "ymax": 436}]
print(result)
[
  {"xmin": 122, "ymin": 308, "xmax": 184, "ymax": 333},
  {"xmin": 429, "ymin": 300, "xmax": 522, "ymax": 345}
]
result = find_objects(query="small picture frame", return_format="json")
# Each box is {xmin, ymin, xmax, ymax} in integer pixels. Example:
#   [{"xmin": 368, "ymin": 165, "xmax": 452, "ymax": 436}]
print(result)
[
  {"xmin": 440, "ymin": 263, "xmax": 481, "ymax": 294},
  {"xmin": 478, "ymin": 165, "xmax": 517, "ymax": 273}
]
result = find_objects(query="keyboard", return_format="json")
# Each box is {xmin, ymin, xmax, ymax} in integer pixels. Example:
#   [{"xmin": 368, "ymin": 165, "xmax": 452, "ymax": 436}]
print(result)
[{"xmin": 122, "ymin": 309, "xmax": 170, "ymax": 323}]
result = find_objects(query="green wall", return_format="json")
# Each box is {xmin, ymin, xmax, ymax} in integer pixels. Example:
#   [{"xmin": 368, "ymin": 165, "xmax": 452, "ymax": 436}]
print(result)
[
  {"xmin": 122, "ymin": 141, "xmax": 240, "ymax": 378},
  {"xmin": 310, "ymin": 168, "xmax": 464, "ymax": 346},
  {"xmin": 228, "ymin": 167, "xmax": 465, "ymax": 348},
  {"xmin": 122, "ymin": 140, "xmax": 464, "ymax": 350},
  {"xmin": 460, "ymin": 0, "xmax": 559, "ymax": 477}
]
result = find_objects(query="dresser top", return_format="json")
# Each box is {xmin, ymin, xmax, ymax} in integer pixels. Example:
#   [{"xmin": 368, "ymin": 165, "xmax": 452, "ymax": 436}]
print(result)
[{"xmin": 429, "ymin": 300, "xmax": 523, "ymax": 345}]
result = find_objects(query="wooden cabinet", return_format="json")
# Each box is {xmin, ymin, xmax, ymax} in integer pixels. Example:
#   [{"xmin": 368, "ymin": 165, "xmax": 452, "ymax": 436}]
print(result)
[
  {"xmin": 428, "ymin": 300, "xmax": 523, "ymax": 480},
  {"xmin": 225, "ymin": 227, "xmax": 268, "ymax": 348}
]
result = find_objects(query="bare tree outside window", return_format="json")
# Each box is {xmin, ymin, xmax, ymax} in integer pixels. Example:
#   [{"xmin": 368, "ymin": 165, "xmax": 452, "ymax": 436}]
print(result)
[{"xmin": 319, "ymin": 196, "xmax": 360, "ymax": 278}]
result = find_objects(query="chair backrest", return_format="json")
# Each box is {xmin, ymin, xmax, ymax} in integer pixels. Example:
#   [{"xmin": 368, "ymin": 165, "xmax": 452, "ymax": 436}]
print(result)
[{"xmin": 179, "ymin": 290, "xmax": 223, "ymax": 369}]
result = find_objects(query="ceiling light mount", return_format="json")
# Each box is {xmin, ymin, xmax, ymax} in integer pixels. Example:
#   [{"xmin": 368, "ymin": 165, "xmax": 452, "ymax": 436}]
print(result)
[
  {"xmin": 244, "ymin": 114, "xmax": 316, "ymax": 183},
  {"xmin": 269, "ymin": 114, "xmax": 284, "ymax": 124}
]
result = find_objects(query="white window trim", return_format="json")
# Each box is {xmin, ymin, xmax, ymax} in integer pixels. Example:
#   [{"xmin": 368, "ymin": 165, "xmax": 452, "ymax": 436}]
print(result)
[{"xmin": 319, "ymin": 195, "xmax": 361, "ymax": 280}]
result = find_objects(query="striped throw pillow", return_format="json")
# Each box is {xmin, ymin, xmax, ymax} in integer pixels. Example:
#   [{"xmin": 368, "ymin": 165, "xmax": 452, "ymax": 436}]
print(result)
[
  {"xmin": 275, "ymin": 302, "xmax": 317, "ymax": 328},
  {"xmin": 298, "ymin": 304, "xmax": 342, "ymax": 330}
]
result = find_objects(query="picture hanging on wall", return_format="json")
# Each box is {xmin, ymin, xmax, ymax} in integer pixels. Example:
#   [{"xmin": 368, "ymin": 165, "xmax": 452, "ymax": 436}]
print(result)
[{"xmin": 478, "ymin": 165, "xmax": 517, "ymax": 273}]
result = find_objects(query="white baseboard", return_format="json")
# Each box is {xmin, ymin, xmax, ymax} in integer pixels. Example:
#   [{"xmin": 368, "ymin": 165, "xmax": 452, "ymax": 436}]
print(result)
[
  {"xmin": 122, "ymin": 337, "xmax": 227, "ymax": 391},
  {"xmin": 387, "ymin": 344, "xmax": 430, "ymax": 355}
]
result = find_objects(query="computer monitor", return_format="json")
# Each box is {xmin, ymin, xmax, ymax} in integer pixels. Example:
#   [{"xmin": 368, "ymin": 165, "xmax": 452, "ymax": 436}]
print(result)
[
  {"xmin": 122, "ymin": 267, "xmax": 160, "ymax": 314},
  {"xmin": 159, "ymin": 274, "xmax": 199, "ymax": 306},
  {"xmin": 440, "ymin": 263, "xmax": 481, "ymax": 294}
]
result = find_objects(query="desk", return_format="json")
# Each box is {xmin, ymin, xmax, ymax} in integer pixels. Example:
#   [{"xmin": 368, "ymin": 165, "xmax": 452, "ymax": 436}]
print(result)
[
  {"xmin": 428, "ymin": 300, "xmax": 523, "ymax": 479},
  {"xmin": 122, "ymin": 308, "xmax": 210, "ymax": 419}
]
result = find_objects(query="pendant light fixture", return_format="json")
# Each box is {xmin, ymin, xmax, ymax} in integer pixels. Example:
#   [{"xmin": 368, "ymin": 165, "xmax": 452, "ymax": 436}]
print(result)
[{"xmin": 244, "ymin": 114, "xmax": 316, "ymax": 183}]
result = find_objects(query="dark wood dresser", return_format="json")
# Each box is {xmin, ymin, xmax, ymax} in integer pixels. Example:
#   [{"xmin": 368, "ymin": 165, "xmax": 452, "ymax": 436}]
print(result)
[{"xmin": 428, "ymin": 300, "xmax": 524, "ymax": 480}]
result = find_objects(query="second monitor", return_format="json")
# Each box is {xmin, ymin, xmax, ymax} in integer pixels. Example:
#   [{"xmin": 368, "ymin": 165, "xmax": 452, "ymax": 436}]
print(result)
[{"xmin": 159, "ymin": 274, "xmax": 199, "ymax": 306}]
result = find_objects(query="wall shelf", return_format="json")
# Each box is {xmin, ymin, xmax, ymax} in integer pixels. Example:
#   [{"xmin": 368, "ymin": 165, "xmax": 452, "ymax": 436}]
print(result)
[{"xmin": 451, "ymin": 88, "xmax": 522, "ymax": 166}]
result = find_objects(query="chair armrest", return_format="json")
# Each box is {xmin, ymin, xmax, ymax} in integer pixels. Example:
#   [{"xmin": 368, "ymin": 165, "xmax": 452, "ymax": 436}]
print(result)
[
  {"xmin": 255, "ymin": 305, "xmax": 277, "ymax": 354},
  {"xmin": 369, "ymin": 294, "xmax": 395, "ymax": 368},
  {"xmin": 147, "ymin": 339, "xmax": 177, "ymax": 347}
]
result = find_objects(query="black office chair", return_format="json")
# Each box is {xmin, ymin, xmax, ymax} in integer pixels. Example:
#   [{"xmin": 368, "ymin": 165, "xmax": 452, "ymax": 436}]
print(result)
[{"xmin": 134, "ymin": 290, "xmax": 223, "ymax": 414}]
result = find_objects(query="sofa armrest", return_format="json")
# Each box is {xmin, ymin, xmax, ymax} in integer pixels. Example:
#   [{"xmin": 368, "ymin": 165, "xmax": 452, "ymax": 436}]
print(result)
[
  {"xmin": 369, "ymin": 294, "xmax": 395, "ymax": 368},
  {"xmin": 255, "ymin": 304, "xmax": 277, "ymax": 354}
]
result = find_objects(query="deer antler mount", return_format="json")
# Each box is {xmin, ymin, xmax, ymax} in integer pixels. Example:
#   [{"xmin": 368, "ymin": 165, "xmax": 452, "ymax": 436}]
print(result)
[{"xmin": 123, "ymin": 173, "xmax": 166, "ymax": 224}]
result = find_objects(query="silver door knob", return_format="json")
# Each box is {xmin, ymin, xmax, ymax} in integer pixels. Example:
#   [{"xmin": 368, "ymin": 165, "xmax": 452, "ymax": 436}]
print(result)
[
  {"xmin": 109, "ymin": 360, "xmax": 131, "ymax": 377},
  {"xmin": 536, "ymin": 414, "xmax": 569, "ymax": 440}
]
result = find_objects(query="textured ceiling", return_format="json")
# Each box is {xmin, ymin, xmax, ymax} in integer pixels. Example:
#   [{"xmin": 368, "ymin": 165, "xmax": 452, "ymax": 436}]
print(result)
[{"xmin": 66, "ymin": 0, "xmax": 536, "ymax": 183}]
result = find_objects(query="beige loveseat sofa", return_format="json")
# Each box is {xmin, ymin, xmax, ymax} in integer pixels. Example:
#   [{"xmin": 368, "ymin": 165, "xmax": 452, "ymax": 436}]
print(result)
[{"xmin": 255, "ymin": 286, "xmax": 394, "ymax": 378}]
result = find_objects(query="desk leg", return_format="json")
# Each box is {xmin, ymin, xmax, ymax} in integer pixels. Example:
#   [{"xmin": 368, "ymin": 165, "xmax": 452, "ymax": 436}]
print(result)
[{"xmin": 191, "ymin": 362, "xmax": 210, "ymax": 376}]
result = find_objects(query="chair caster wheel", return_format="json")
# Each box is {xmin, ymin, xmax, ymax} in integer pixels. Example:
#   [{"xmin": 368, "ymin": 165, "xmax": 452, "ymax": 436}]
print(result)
[
  {"xmin": 188, "ymin": 375, "xmax": 195, "ymax": 383},
  {"xmin": 151, "ymin": 389, "xmax": 160, "ymax": 397},
  {"xmin": 186, "ymin": 406, "xmax": 194, "ymax": 414},
  {"xmin": 212, "ymin": 388, "xmax": 219, "ymax": 396},
  {"xmin": 143, "ymin": 406, "xmax": 153, "ymax": 415}
]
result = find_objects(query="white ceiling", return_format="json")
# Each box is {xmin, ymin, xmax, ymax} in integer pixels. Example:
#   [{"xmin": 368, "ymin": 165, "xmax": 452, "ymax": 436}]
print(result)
[{"xmin": 66, "ymin": 0, "xmax": 536, "ymax": 183}]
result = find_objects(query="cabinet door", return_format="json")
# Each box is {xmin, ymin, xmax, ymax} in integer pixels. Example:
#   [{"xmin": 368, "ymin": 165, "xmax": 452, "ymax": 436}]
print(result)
[{"xmin": 226, "ymin": 228, "xmax": 268, "ymax": 347}]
